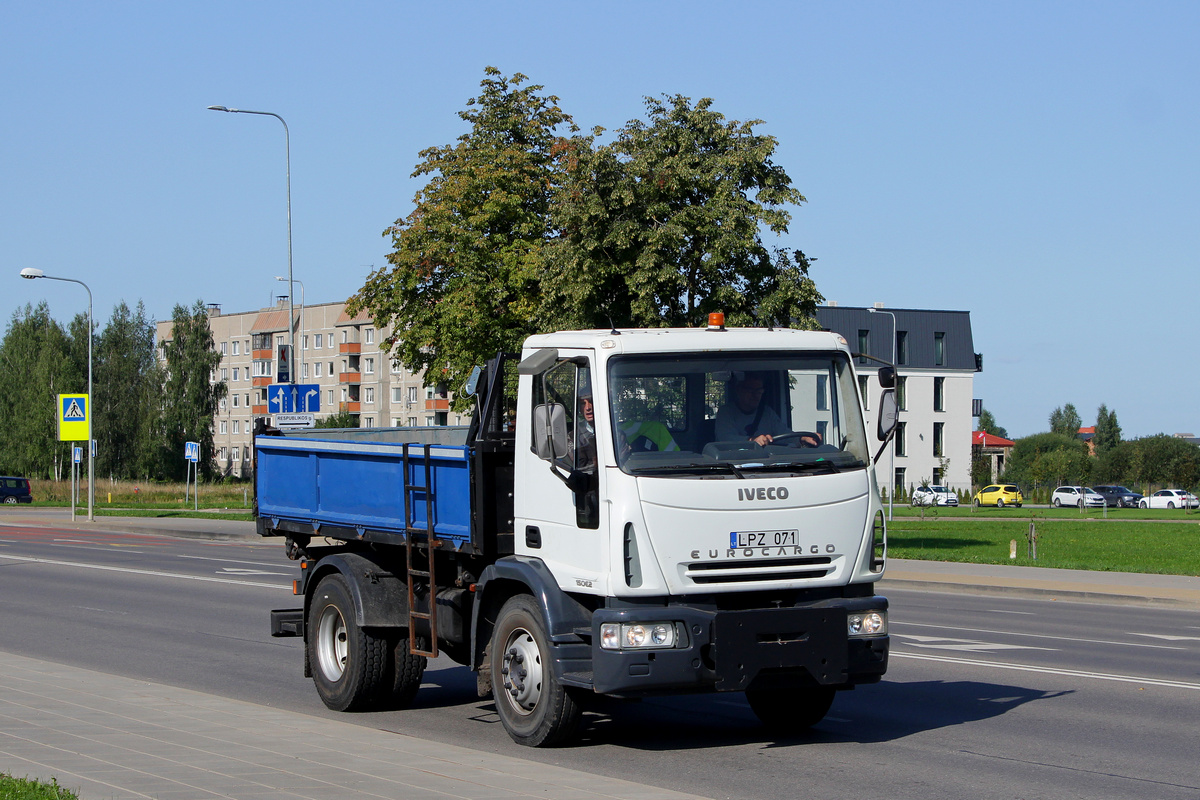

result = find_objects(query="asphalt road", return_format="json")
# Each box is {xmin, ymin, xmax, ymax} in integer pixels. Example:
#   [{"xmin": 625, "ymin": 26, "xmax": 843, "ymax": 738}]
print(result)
[{"xmin": 1, "ymin": 523, "xmax": 1198, "ymax": 800}]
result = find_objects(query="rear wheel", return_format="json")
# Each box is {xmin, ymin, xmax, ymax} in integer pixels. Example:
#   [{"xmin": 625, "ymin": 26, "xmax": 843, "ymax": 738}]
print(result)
[
  {"xmin": 996, "ymin": 498, "xmax": 1005, "ymax": 508},
  {"xmin": 1168, "ymin": 501, "xmax": 1176, "ymax": 509},
  {"xmin": 308, "ymin": 574, "xmax": 390, "ymax": 711},
  {"xmin": 2, "ymin": 496, "xmax": 17, "ymax": 504},
  {"xmin": 384, "ymin": 634, "xmax": 427, "ymax": 708},
  {"xmin": 491, "ymin": 595, "xmax": 581, "ymax": 747},
  {"xmin": 746, "ymin": 686, "xmax": 837, "ymax": 732}
]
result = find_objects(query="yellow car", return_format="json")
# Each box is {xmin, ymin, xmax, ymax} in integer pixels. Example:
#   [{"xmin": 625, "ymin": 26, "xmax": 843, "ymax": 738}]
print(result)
[{"xmin": 973, "ymin": 484, "xmax": 1023, "ymax": 508}]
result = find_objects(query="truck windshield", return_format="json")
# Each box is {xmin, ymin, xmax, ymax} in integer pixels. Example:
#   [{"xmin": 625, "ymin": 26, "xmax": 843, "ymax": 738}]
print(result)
[{"xmin": 607, "ymin": 351, "xmax": 871, "ymax": 476}]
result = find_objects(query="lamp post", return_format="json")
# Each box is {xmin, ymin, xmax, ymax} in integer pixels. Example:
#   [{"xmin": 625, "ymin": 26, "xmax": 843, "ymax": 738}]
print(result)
[
  {"xmin": 869, "ymin": 306, "xmax": 897, "ymax": 521},
  {"xmin": 19, "ymin": 268, "xmax": 94, "ymax": 521},
  {"xmin": 276, "ymin": 276, "xmax": 304, "ymax": 381},
  {"xmin": 207, "ymin": 105, "xmax": 295, "ymax": 384}
]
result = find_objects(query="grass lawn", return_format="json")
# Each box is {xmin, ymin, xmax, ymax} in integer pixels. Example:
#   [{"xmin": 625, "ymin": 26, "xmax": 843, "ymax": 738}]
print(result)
[
  {"xmin": 0, "ymin": 773, "xmax": 79, "ymax": 799},
  {"xmin": 888, "ymin": 513, "xmax": 1200, "ymax": 575}
]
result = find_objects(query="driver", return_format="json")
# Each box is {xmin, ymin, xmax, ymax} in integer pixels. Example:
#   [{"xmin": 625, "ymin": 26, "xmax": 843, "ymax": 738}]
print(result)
[{"xmin": 715, "ymin": 372, "xmax": 820, "ymax": 447}]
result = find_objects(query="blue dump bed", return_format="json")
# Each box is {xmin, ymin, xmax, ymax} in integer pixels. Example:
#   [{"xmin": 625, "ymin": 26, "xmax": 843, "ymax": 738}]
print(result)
[{"xmin": 254, "ymin": 430, "xmax": 473, "ymax": 547}]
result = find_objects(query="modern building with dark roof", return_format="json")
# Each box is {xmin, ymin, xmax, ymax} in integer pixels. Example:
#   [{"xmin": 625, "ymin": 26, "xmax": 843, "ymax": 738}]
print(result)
[{"xmin": 815, "ymin": 304, "xmax": 982, "ymax": 498}]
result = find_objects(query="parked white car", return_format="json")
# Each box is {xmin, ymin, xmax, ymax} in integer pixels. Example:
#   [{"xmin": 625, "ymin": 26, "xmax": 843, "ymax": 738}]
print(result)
[
  {"xmin": 1051, "ymin": 486, "xmax": 1106, "ymax": 509},
  {"xmin": 1139, "ymin": 489, "xmax": 1200, "ymax": 509},
  {"xmin": 911, "ymin": 485, "xmax": 959, "ymax": 506}
]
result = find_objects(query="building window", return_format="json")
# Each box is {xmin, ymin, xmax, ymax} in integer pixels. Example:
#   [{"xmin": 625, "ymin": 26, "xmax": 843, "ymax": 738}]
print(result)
[
  {"xmin": 219, "ymin": 447, "xmax": 228, "ymax": 461},
  {"xmin": 896, "ymin": 376, "xmax": 907, "ymax": 411},
  {"xmin": 314, "ymin": 334, "xmax": 322, "ymax": 349},
  {"xmin": 341, "ymin": 330, "xmax": 348, "ymax": 344},
  {"xmin": 221, "ymin": 368, "xmax": 228, "ymax": 381},
  {"xmin": 328, "ymin": 389, "xmax": 334, "ymax": 405},
  {"xmin": 896, "ymin": 331, "xmax": 907, "ymax": 366},
  {"xmin": 858, "ymin": 375, "xmax": 869, "ymax": 410},
  {"xmin": 232, "ymin": 394, "xmax": 239, "ymax": 408},
  {"xmin": 391, "ymin": 360, "xmax": 401, "ymax": 374},
  {"xmin": 365, "ymin": 328, "xmax": 375, "ymax": 344},
  {"xmin": 932, "ymin": 467, "xmax": 943, "ymax": 485},
  {"xmin": 220, "ymin": 421, "xmax": 227, "ymax": 434},
  {"xmin": 364, "ymin": 417, "xmax": 374, "ymax": 428},
  {"xmin": 816, "ymin": 375, "xmax": 828, "ymax": 411},
  {"xmin": 364, "ymin": 357, "xmax": 375, "ymax": 374},
  {"xmin": 364, "ymin": 387, "xmax": 375, "ymax": 404},
  {"xmin": 253, "ymin": 333, "xmax": 271, "ymax": 351},
  {"xmin": 219, "ymin": 398, "xmax": 227, "ymax": 411},
  {"xmin": 231, "ymin": 447, "xmax": 240, "ymax": 462},
  {"xmin": 302, "ymin": 335, "xmax": 309, "ymax": 350},
  {"xmin": 408, "ymin": 416, "xmax": 417, "ymax": 427},
  {"xmin": 232, "ymin": 341, "xmax": 240, "ymax": 356},
  {"xmin": 933, "ymin": 422, "xmax": 944, "ymax": 457},
  {"xmin": 233, "ymin": 420, "xmax": 240, "ymax": 434},
  {"xmin": 408, "ymin": 386, "xmax": 418, "ymax": 403},
  {"xmin": 894, "ymin": 467, "xmax": 906, "ymax": 497},
  {"xmin": 221, "ymin": 342, "xmax": 228, "ymax": 356},
  {"xmin": 232, "ymin": 367, "xmax": 239, "ymax": 381},
  {"xmin": 302, "ymin": 362, "xmax": 309, "ymax": 379},
  {"xmin": 934, "ymin": 377, "xmax": 945, "ymax": 412},
  {"xmin": 893, "ymin": 422, "xmax": 905, "ymax": 457},
  {"xmin": 392, "ymin": 387, "xmax": 403, "ymax": 403},
  {"xmin": 934, "ymin": 332, "xmax": 945, "ymax": 366},
  {"xmin": 858, "ymin": 329, "xmax": 869, "ymax": 363},
  {"xmin": 315, "ymin": 362, "xmax": 322, "ymax": 378},
  {"xmin": 244, "ymin": 394, "xmax": 250, "ymax": 407},
  {"xmin": 392, "ymin": 418, "xmax": 402, "ymax": 427}
]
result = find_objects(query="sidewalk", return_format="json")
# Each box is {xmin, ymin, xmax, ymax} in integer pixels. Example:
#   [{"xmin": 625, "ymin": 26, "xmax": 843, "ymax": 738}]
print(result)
[{"xmin": 3, "ymin": 510, "xmax": 1199, "ymax": 799}]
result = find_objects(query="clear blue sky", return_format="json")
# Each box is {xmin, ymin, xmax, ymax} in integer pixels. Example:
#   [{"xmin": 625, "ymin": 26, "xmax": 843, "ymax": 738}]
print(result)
[{"xmin": 4, "ymin": 2, "xmax": 1197, "ymax": 439}]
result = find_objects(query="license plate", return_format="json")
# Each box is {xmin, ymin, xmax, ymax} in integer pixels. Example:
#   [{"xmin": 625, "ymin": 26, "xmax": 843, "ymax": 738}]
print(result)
[{"xmin": 731, "ymin": 529, "xmax": 800, "ymax": 548}]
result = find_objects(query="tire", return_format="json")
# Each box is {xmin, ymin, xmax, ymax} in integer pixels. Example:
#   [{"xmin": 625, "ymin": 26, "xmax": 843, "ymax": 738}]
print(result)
[
  {"xmin": 491, "ymin": 594, "xmax": 581, "ymax": 747},
  {"xmin": 2, "ymin": 496, "xmax": 17, "ymax": 504},
  {"xmin": 1168, "ymin": 502, "xmax": 1176, "ymax": 509},
  {"xmin": 384, "ymin": 634, "xmax": 427, "ymax": 709},
  {"xmin": 996, "ymin": 498, "xmax": 1005, "ymax": 508},
  {"xmin": 1140, "ymin": 500, "xmax": 1148, "ymax": 509},
  {"xmin": 746, "ymin": 686, "xmax": 836, "ymax": 732},
  {"xmin": 308, "ymin": 574, "xmax": 390, "ymax": 711},
  {"xmin": 1053, "ymin": 498, "xmax": 1062, "ymax": 508},
  {"xmin": 1015, "ymin": 503, "xmax": 1022, "ymax": 508}
]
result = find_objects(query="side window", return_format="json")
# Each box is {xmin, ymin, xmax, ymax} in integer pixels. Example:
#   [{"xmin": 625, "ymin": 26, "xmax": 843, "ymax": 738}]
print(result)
[{"xmin": 530, "ymin": 358, "xmax": 597, "ymax": 529}]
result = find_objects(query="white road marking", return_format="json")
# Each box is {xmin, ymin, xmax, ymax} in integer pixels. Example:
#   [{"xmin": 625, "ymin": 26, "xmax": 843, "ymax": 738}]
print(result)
[
  {"xmin": 892, "ymin": 651, "xmax": 1200, "ymax": 691},
  {"xmin": 986, "ymin": 609, "xmax": 1036, "ymax": 615},
  {"xmin": 178, "ymin": 554, "xmax": 290, "ymax": 568},
  {"xmin": 217, "ymin": 567, "xmax": 291, "ymax": 576},
  {"xmin": 1129, "ymin": 633, "xmax": 1200, "ymax": 642},
  {"xmin": 0, "ymin": 553, "xmax": 288, "ymax": 589},
  {"xmin": 894, "ymin": 621, "xmax": 1185, "ymax": 650},
  {"xmin": 893, "ymin": 633, "xmax": 1054, "ymax": 652}
]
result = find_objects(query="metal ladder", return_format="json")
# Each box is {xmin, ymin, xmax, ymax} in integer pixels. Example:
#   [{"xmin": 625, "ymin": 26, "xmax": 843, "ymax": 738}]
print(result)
[{"xmin": 402, "ymin": 443, "xmax": 439, "ymax": 658}]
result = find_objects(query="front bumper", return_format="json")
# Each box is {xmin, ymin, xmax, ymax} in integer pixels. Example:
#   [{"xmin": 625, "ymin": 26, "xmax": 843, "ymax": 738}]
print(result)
[{"xmin": 591, "ymin": 597, "xmax": 888, "ymax": 695}]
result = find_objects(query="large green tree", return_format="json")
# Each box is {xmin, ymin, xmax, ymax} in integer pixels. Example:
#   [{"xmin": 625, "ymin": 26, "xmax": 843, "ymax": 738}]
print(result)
[
  {"xmin": 0, "ymin": 303, "xmax": 81, "ymax": 478},
  {"xmin": 1003, "ymin": 432, "xmax": 1091, "ymax": 490},
  {"xmin": 95, "ymin": 301, "xmax": 162, "ymax": 479},
  {"xmin": 1093, "ymin": 404, "xmax": 1122, "ymax": 456},
  {"xmin": 348, "ymin": 68, "xmax": 575, "ymax": 407},
  {"xmin": 1048, "ymin": 403, "xmax": 1082, "ymax": 438},
  {"xmin": 160, "ymin": 301, "xmax": 226, "ymax": 480},
  {"xmin": 546, "ymin": 94, "xmax": 821, "ymax": 330}
]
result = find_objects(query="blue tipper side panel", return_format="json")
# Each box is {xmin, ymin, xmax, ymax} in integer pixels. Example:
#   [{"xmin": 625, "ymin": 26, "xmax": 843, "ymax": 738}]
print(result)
[{"xmin": 254, "ymin": 435, "xmax": 472, "ymax": 545}]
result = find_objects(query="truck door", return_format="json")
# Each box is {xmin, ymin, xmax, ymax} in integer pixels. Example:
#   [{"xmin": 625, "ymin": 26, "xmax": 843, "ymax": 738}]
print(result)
[{"xmin": 517, "ymin": 353, "xmax": 606, "ymax": 591}]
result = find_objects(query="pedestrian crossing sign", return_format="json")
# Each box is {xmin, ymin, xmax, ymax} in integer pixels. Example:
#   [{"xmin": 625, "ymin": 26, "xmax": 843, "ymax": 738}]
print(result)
[{"xmin": 58, "ymin": 393, "xmax": 89, "ymax": 441}]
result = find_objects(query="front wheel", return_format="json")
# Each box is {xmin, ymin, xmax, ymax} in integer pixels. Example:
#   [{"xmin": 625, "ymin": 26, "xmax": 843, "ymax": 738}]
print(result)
[
  {"xmin": 308, "ymin": 574, "xmax": 390, "ymax": 711},
  {"xmin": 746, "ymin": 686, "xmax": 836, "ymax": 732},
  {"xmin": 491, "ymin": 595, "xmax": 581, "ymax": 747},
  {"xmin": 1140, "ymin": 500, "xmax": 1148, "ymax": 509},
  {"xmin": 1053, "ymin": 498, "xmax": 1062, "ymax": 508}
]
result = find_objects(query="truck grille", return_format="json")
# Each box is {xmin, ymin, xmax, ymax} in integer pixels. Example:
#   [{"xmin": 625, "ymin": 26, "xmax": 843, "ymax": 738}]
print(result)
[{"xmin": 685, "ymin": 556, "xmax": 834, "ymax": 585}]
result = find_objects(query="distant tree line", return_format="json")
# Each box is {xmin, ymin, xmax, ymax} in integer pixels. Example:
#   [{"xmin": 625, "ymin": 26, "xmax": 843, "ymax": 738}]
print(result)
[
  {"xmin": 975, "ymin": 402, "xmax": 1200, "ymax": 493},
  {"xmin": 0, "ymin": 299, "xmax": 225, "ymax": 482}
]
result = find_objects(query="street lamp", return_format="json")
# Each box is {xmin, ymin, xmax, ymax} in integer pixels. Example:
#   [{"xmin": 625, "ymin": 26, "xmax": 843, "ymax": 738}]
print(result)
[
  {"xmin": 208, "ymin": 105, "xmax": 295, "ymax": 383},
  {"xmin": 19, "ymin": 268, "xmax": 94, "ymax": 521},
  {"xmin": 869, "ymin": 306, "xmax": 897, "ymax": 521},
  {"xmin": 276, "ymin": 276, "xmax": 303, "ymax": 380}
]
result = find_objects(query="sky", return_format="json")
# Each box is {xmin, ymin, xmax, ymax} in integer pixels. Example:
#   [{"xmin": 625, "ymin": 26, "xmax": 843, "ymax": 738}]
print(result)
[{"xmin": 4, "ymin": 1, "xmax": 1198, "ymax": 440}]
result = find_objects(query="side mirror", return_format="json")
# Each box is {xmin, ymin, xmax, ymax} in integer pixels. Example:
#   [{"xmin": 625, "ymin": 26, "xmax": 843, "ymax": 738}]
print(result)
[
  {"xmin": 532, "ymin": 403, "xmax": 570, "ymax": 461},
  {"xmin": 877, "ymin": 366, "xmax": 896, "ymax": 389},
  {"xmin": 877, "ymin": 389, "xmax": 898, "ymax": 441}
]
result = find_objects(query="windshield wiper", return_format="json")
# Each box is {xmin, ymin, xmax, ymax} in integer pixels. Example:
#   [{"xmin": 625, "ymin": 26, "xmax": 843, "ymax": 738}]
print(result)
[
  {"xmin": 630, "ymin": 462, "xmax": 748, "ymax": 478},
  {"xmin": 735, "ymin": 459, "xmax": 843, "ymax": 475}
]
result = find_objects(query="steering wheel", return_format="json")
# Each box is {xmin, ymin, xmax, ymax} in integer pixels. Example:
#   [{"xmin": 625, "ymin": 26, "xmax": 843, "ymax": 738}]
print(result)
[{"xmin": 771, "ymin": 431, "xmax": 822, "ymax": 448}]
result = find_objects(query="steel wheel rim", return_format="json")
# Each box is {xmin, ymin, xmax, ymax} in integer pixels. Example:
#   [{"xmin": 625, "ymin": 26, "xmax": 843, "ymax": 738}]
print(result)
[
  {"xmin": 500, "ymin": 626, "xmax": 543, "ymax": 716},
  {"xmin": 315, "ymin": 604, "xmax": 349, "ymax": 682}
]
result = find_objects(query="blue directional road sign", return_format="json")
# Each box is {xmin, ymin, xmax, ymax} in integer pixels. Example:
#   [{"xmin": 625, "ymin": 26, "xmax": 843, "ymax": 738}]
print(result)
[{"xmin": 267, "ymin": 383, "xmax": 321, "ymax": 414}]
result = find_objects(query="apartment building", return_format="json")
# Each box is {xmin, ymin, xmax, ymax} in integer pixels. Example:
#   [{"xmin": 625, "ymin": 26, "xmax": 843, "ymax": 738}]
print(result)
[
  {"xmin": 155, "ymin": 298, "xmax": 462, "ymax": 478},
  {"xmin": 815, "ymin": 304, "xmax": 982, "ymax": 497}
]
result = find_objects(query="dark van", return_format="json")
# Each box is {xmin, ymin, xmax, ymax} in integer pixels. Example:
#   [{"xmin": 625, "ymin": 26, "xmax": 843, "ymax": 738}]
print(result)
[{"xmin": 0, "ymin": 477, "xmax": 32, "ymax": 504}]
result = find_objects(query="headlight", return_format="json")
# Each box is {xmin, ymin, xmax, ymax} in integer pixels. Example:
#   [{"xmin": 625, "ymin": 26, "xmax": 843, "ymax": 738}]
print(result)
[
  {"xmin": 847, "ymin": 611, "xmax": 887, "ymax": 637},
  {"xmin": 600, "ymin": 622, "xmax": 678, "ymax": 650}
]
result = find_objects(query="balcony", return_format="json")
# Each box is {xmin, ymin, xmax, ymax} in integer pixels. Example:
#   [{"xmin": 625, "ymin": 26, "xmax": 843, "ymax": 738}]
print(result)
[
  {"xmin": 252, "ymin": 349, "xmax": 273, "ymax": 359},
  {"xmin": 252, "ymin": 377, "xmax": 272, "ymax": 387},
  {"xmin": 339, "ymin": 371, "xmax": 361, "ymax": 384},
  {"xmin": 252, "ymin": 404, "xmax": 268, "ymax": 415},
  {"xmin": 425, "ymin": 397, "xmax": 450, "ymax": 412},
  {"xmin": 339, "ymin": 401, "xmax": 361, "ymax": 413},
  {"xmin": 339, "ymin": 342, "xmax": 361, "ymax": 354}
]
